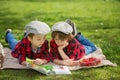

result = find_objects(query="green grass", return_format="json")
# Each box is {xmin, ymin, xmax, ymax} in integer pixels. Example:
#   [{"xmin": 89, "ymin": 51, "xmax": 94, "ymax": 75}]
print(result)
[{"xmin": 0, "ymin": 0, "xmax": 120, "ymax": 80}]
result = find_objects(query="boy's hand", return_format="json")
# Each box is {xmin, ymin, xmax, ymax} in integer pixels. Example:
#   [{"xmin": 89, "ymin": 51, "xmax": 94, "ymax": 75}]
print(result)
[
  {"xmin": 62, "ymin": 59, "xmax": 79, "ymax": 66},
  {"xmin": 34, "ymin": 58, "xmax": 47, "ymax": 65},
  {"xmin": 21, "ymin": 61, "xmax": 27, "ymax": 66},
  {"xmin": 58, "ymin": 42, "xmax": 68, "ymax": 50}
]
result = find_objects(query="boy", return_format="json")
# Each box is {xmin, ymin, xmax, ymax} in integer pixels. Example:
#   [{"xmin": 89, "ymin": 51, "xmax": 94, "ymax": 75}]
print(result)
[
  {"xmin": 50, "ymin": 22, "xmax": 85, "ymax": 66},
  {"xmin": 5, "ymin": 20, "xmax": 50, "ymax": 65},
  {"xmin": 65, "ymin": 19, "xmax": 97, "ymax": 55}
]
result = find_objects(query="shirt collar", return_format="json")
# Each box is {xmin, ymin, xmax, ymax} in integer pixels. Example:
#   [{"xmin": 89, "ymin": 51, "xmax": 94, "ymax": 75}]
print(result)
[{"xmin": 31, "ymin": 46, "xmax": 41, "ymax": 53}]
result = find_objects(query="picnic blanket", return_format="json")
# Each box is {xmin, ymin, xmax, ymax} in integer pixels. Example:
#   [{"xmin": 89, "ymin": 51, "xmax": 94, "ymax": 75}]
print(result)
[{"xmin": 0, "ymin": 47, "xmax": 117, "ymax": 70}]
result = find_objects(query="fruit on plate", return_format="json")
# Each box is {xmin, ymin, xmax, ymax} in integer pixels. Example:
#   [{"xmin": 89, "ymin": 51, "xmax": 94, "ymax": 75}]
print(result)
[{"xmin": 79, "ymin": 57, "xmax": 101, "ymax": 66}]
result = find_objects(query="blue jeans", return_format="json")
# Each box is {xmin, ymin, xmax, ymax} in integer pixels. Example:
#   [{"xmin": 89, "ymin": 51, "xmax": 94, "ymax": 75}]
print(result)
[
  {"xmin": 76, "ymin": 33, "xmax": 97, "ymax": 55},
  {"xmin": 6, "ymin": 32, "xmax": 18, "ymax": 50}
]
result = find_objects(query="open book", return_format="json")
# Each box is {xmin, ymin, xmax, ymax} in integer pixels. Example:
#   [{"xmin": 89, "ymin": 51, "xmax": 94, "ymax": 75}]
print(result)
[{"xmin": 26, "ymin": 58, "xmax": 71, "ymax": 75}]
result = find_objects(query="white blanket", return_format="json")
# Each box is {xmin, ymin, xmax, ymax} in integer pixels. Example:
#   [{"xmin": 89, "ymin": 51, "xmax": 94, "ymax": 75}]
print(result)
[{"xmin": 0, "ymin": 48, "xmax": 117, "ymax": 70}]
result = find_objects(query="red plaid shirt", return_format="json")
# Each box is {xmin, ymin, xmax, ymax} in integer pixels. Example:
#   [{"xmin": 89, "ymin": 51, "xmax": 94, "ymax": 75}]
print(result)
[
  {"xmin": 50, "ymin": 38, "xmax": 85, "ymax": 61},
  {"xmin": 11, "ymin": 37, "xmax": 50, "ymax": 64}
]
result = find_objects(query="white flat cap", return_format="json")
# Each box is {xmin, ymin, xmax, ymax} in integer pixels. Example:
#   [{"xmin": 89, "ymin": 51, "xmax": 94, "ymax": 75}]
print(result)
[
  {"xmin": 52, "ymin": 22, "xmax": 73, "ymax": 34},
  {"xmin": 25, "ymin": 20, "xmax": 50, "ymax": 35}
]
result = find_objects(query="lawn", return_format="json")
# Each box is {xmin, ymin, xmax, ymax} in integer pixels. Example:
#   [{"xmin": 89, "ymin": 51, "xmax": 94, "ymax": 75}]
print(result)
[{"xmin": 0, "ymin": 0, "xmax": 120, "ymax": 80}]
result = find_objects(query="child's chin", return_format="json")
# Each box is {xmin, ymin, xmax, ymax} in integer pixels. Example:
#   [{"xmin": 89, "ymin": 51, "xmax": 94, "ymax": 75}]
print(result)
[
  {"xmin": 58, "ymin": 44, "xmax": 63, "ymax": 46},
  {"xmin": 38, "ymin": 45, "xmax": 42, "ymax": 47}
]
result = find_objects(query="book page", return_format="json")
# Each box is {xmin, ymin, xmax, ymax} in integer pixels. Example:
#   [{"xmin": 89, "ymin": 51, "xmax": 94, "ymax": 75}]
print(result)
[{"xmin": 53, "ymin": 66, "xmax": 71, "ymax": 74}]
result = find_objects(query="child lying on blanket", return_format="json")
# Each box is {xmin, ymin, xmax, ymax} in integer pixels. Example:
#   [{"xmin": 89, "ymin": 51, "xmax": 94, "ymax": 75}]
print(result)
[
  {"xmin": 65, "ymin": 19, "xmax": 97, "ymax": 55},
  {"xmin": 50, "ymin": 21, "xmax": 99, "ymax": 66},
  {"xmin": 50, "ymin": 22, "xmax": 85, "ymax": 66},
  {"xmin": 5, "ymin": 20, "xmax": 51, "ymax": 66}
]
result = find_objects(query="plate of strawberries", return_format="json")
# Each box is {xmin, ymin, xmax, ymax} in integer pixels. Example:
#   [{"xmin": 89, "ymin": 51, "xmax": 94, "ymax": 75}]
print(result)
[{"xmin": 79, "ymin": 57, "xmax": 101, "ymax": 66}]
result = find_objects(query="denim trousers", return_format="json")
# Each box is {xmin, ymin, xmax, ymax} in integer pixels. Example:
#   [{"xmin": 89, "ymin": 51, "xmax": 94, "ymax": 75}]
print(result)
[
  {"xmin": 6, "ymin": 32, "xmax": 18, "ymax": 51},
  {"xmin": 76, "ymin": 33, "xmax": 97, "ymax": 55}
]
